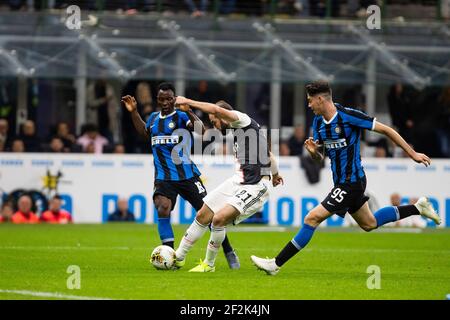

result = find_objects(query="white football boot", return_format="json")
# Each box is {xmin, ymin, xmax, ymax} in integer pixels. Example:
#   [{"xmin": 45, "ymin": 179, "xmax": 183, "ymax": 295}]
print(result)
[
  {"xmin": 414, "ymin": 197, "xmax": 441, "ymax": 225},
  {"xmin": 251, "ymin": 255, "xmax": 280, "ymax": 276}
]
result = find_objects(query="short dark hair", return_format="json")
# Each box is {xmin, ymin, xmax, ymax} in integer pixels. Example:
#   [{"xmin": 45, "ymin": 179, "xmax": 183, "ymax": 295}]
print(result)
[
  {"xmin": 216, "ymin": 100, "xmax": 233, "ymax": 110},
  {"xmin": 158, "ymin": 82, "xmax": 176, "ymax": 95},
  {"xmin": 52, "ymin": 195, "xmax": 62, "ymax": 201},
  {"xmin": 305, "ymin": 80, "xmax": 332, "ymax": 97}
]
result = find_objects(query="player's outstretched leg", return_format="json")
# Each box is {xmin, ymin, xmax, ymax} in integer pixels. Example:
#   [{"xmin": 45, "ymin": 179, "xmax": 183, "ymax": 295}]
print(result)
[
  {"xmin": 175, "ymin": 204, "xmax": 214, "ymax": 269},
  {"xmin": 251, "ymin": 204, "xmax": 332, "ymax": 275},
  {"xmin": 154, "ymin": 195, "xmax": 175, "ymax": 248},
  {"xmin": 371, "ymin": 197, "xmax": 441, "ymax": 228}
]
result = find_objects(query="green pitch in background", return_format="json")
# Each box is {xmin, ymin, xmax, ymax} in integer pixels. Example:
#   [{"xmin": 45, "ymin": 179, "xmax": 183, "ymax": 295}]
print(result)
[{"xmin": 0, "ymin": 224, "xmax": 449, "ymax": 300}]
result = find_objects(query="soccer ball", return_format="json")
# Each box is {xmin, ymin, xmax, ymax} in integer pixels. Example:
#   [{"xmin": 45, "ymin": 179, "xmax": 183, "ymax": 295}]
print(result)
[{"xmin": 150, "ymin": 245, "xmax": 176, "ymax": 270}]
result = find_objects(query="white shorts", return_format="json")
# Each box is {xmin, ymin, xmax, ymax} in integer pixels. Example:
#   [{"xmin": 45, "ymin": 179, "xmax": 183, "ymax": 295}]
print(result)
[{"xmin": 203, "ymin": 176, "xmax": 272, "ymax": 225}]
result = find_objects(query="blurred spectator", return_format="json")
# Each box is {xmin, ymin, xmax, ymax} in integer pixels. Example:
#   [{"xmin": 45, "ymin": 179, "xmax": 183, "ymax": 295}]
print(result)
[
  {"xmin": 76, "ymin": 124, "xmax": 109, "ymax": 154},
  {"xmin": 136, "ymin": 81, "xmax": 153, "ymax": 117},
  {"xmin": 40, "ymin": 195, "xmax": 72, "ymax": 224},
  {"xmin": 390, "ymin": 193, "xmax": 401, "ymax": 207},
  {"xmin": 187, "ymin": 81, "xmax": 213, "ymax": 123},
  {"xmin": 0, "ymin": 201, "xmax": 14, "ymax": 223},
  {"xmin": 437, "ymin": 86, "xmax": 450, "ymax": 157},
  {"xmin": 219, "ymin": 0, "xmax": 236, "ymax": 14},
  {"xmin": 121, "ymin": 81, "xmax": 153, "ymax": 154},
  {"xmin": 11, "ymin": 194, "xmax": 39, "ymax": 224},
  {"xmin": 46, "ymin": 136, "xmax": 66, "ymax": 153},
  {"xmin": 108, "ymin": 198, "xmax": 135, "ymax": 222},
  {"xmin": 370, "ymin": 138, "xmax": 392, "ymax": 158},
  {"xmin": 280, "ymin": 141, "xmax": 291, "ymax": 156},
  {"xmin": 391, "ymin": 192, "xmax": 402, "ymax": 227},
  {"xmin": 11, "ymin": 138, "xmax": 25, "ymax": 152},
  {"xmin": 55, "ymin": 122, "xmax": 76, "ymax": 151},
  {"xmin": 442, "ymin": 0, "xmax": 449, "ymax": 21},
  {"xmin": 0, "ymin": 118, "xmax": 12, "ymax": 151},
  {"xmin": 113, "ymin": 143, "xmax": 126, "ymax": 154},
  {"xmin": 184, "ymin": 0, "xmax": 208, "ymax": 17},
  {"xmin": 19, "ymin": 120, "xmax": 41, "ymax": 152},
  {"xmin": 288, "ymin": 125, "xmax": 306, "ymax": 156},
  {"xmin": 87, "ymin": 79, "xmax": 119, "ymax": 142},
  {"xmin": 374, "ymin": 146, "xmax": 387, "ymax": 158},
  {"xmin": 292, "ymin": 0, "xmax": 310, "ymax": 17},
  {"xmin": 387, "ymin": 83, "xmax": 413, "ymax": 143}
]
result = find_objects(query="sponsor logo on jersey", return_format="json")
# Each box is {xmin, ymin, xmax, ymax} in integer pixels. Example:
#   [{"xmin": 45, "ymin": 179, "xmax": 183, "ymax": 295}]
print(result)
[
  {"xmin": 324, "ymin": 138, "xmax": 347, "ymax": 150},
  {"xmin": 151, "ymin": 135, "xmax": 180, "ymax": 146}
]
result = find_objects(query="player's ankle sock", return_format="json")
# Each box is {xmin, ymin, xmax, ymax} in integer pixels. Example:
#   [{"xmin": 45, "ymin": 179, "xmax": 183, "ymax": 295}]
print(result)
[
  {"xmin": 205, "ymin": 225, "xmax": 225, "ymax": 267},
  {"xmin": 374, "ymin": 205, "xmax": 420, "ymax": 227},
  {"xmin": 399, "ymin": 205, "xmax": 420, "ymax": 219},
  {"xmin": 157, "ymin": 217, "xmax": 174, "ymax": 247},
  {"xmin": 221, "ymin": 234, "xmax": 233, "ymax": 254},
  {"xmin": 175, "ymin": 219, "xmax": 207, "ymax": 260},
  {"xmin": 275, "ymin": 224, "xmax": 316, "ymax": 267},
  {"xmin": 163, "ymin": 241, "xmax": 174, "ymax": 249}
]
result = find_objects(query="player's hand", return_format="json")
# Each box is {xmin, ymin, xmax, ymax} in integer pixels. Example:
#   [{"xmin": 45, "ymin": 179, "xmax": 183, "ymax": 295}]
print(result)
[
  {"xmin": 272, "ymin": 173, "xmax": 284, "ymax": 187},
  {"xmin": 121, "ymin": 95, "xmax": 137, "ymax": 112},
  {"xmin": 175, "ymin": 96, "xmax": 190, "ymax": 106},
  {"xmin": 412, "ymin": 152, "xmax": 431, "ymax": 167},
  {"xmin": 304, "ymin": 137, "xmax": 320, "ymax": 154}
]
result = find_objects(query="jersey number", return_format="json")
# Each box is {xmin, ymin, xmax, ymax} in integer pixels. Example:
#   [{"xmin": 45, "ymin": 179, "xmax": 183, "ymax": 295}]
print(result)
[
  {"xmin": 195, "ymin": 182, "xmax": 206, "ymax": 194},
  {"xmin": 236, "ymin": 190, "xmax": 252, "ymax": 203},
  {"xmin": 331, "ymin": 188, "xmax": 347, "ymax": 203}
]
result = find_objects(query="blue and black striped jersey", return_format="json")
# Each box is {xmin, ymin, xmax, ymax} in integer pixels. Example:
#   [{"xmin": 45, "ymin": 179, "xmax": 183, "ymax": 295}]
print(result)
[
  {"xmin": 312, "ymin": 103, "xmax": 376, "ymax": 185},
  {"xmin": 146, "ymin": 110, "xmax": 201, "ymax": 181}
]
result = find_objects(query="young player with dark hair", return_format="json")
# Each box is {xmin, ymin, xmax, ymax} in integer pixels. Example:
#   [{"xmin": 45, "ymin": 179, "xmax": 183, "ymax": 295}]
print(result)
[
  {"xmin": 122, "ymin": 82, "xmax": 240, "ymax": 269},
  {"xmin": 251, "ymin": 80, "xmax": 441, "ymax": 275}
]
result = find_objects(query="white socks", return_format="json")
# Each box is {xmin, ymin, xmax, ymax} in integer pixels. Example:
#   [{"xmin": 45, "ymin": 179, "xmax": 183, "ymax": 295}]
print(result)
[
  {"xmin": 205, "ymin": 225, "xmax": 226, "ymax": 267},
  {"xmin": 175, "ymin": 219, "xmax": 207, "ymax": 261}
]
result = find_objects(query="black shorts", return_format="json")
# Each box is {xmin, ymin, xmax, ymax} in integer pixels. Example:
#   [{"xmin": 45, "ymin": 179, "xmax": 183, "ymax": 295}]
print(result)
[
  {"xmin": 153, "ymin": 176, "xmax": 207, "ymax": 211},
  {"xmin": 321, "ymin": 176, "xmax": 370, "ymax": 218}
]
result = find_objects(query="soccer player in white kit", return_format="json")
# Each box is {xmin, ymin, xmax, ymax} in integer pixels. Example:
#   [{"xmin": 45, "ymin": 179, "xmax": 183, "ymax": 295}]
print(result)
[{"xmin": 173, "ymin": 97, "xmax": 284, "ymax": 272}]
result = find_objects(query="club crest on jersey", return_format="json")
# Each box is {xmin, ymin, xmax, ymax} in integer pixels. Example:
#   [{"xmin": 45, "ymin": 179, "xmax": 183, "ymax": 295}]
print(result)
[
  {"xmin": 168, "ymin": 121, "xmax": 175, "ymax": 129},
  {"xmin": 335, "ymin": 126, "xmax": 341, "ymax": 134}
]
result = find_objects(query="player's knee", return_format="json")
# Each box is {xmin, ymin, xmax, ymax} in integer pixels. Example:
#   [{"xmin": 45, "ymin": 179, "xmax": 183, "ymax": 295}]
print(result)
[
  {"xmin": 304, "ymin": 213, "xmax": 321, "ymax": 227},
  {"xmin": 360, "ymin": 222, "xmax": 377, "ymax": 232},
  {"xmin": 156, "ymin": 202, "xmax": 171, "ymax": 217},
  {"xmin": 195, "ymin": 210, "xmax": 210, "ymax": 225},
  {"xmin": 212, "ymin": 215, "xmax": 226, "ymax": 228}
]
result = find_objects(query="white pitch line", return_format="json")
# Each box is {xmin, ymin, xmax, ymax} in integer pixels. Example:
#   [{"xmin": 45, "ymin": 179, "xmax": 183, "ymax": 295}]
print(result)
[
  {"xmin": 0, "ymin": 246, "xmax": 131, "ymax": 251},
  {"xmin": 0, "ymin": 289, "xmax": 113, "ymax": 300}
]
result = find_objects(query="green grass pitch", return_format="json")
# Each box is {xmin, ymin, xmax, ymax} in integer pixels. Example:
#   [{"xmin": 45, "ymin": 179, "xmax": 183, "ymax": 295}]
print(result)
[{"xmin": 0, "ymin": 224, "xmax": 449, "ymax": 300}]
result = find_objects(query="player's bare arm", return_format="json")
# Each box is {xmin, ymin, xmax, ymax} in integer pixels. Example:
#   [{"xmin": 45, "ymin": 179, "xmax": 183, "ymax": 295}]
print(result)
[
  {"xmin": 121, "ymin": 95, "xmax": 150, "ymax": 140},
  {"xmin": 269, "ymin": 151, "xmax": 284, "ymax": 187},
  {"xmin": 373, "ymin": 121, "xmax": 431, "ymax": 167},
  {"xmin": 304, "ymin": 137, "xmax": 324, "ymax": 162},
  {"xmin": 177, "ymin": 103, "xmax": 206, "ymax": 134},
  {"xmin": 176, "ymin": 96, "xmax": 239, "ymax": 123}
]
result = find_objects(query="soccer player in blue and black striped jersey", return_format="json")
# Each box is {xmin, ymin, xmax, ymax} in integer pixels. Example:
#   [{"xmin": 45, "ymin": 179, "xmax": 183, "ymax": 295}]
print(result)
[
  {"xmin": 251, "ymin": 80, "xmax": 441, "ymax": 275},
  {"xmin": 121, "ymin": 82, "xmax": 239, "ymax": 269}
]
